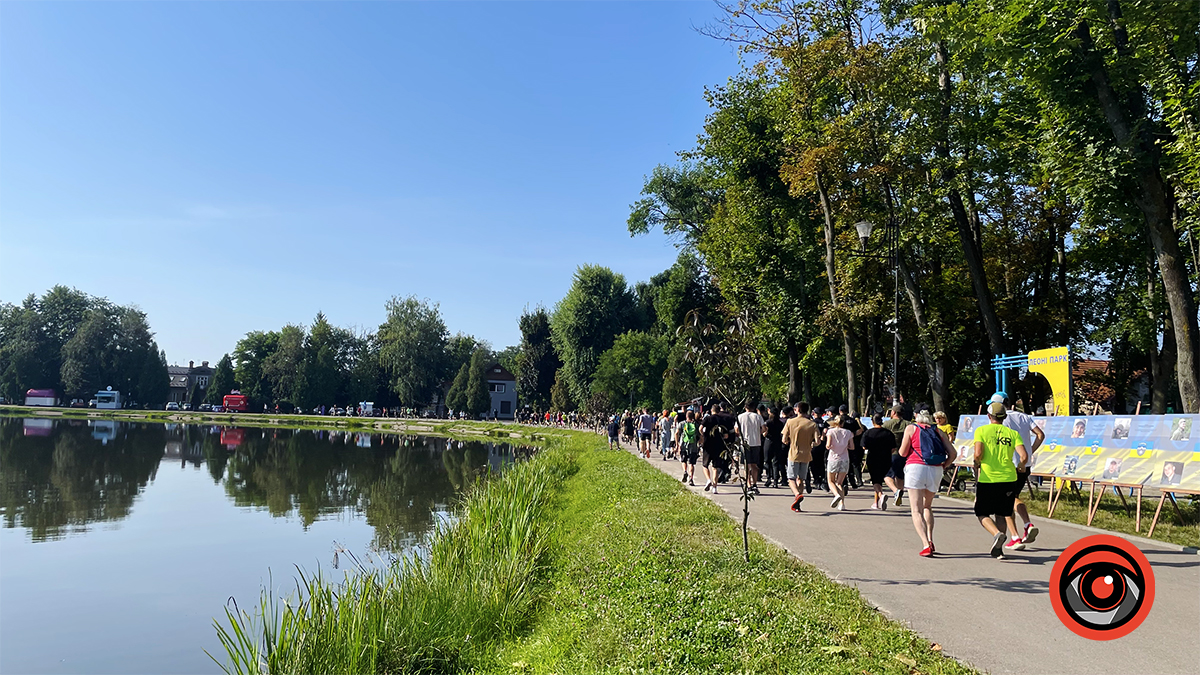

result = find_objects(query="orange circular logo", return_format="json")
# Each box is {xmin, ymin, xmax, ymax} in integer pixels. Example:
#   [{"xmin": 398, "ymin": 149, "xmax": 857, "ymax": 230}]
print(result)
[{"xmin": 1049, "ymin": 534, "xmax": 1154, "ymax": 640}]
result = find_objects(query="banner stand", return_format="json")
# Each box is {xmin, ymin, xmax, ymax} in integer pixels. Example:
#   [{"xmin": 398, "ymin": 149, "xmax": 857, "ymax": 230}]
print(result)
[
  {"xmin": 1147, "ymin": 489, "xmax": 1200, "ymax": 537},
  {"xmin": 1047, "ymin": 476, "xmax": 1091, "ymax": 518},
  {"xmin": 1086, "ymin": 479, "xmax": 1149, "ymax": 532}
]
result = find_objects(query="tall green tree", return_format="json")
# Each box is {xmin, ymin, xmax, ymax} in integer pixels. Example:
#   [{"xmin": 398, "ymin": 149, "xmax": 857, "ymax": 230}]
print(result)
[
  {"xmin": 515, "ymin": 307, "xmax": 561, "ymax": 410},
  {"xmin": 377, "ymin": 296, "xmax": 450, "ymax": 406},
  {"xmin": 549, "ymin": 368, "xmax": 573, "ymax": 412},
  {"xmin": 137, "ymin": 348, "xmax": 169, "ymax": 406},
  {"xmin": 550, "ymin": 265, "xmax": 639, "ymax": 406},
  {"xmin": 233, "ymin": 331, "xmax": 280, "ymax": 405},
  {"xmin": 465, "ymin": 349, "xmax": 492, "ymax": 417},
  {"xmin": 446, "ymin": 363, "xmax": 469, "ymax": 413},
  {"xmin": 592, "ymin": 331, "xmax": 669, "ymax": 411},
  {"xmin": 207, "ymin": 354, "xmax": 236, "ymax": 404}
]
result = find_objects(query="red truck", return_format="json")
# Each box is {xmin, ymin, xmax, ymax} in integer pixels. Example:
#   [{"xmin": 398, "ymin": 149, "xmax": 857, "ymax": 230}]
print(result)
[{"xmin": 223, "ymin": 392, "xmax": 249, "ymax": 413}]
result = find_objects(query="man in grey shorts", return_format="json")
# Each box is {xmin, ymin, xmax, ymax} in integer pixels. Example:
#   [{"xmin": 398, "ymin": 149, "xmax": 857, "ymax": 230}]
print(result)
[{"xmin": 782, "ymin": 401, "xmax": 817, "ymax": 512}]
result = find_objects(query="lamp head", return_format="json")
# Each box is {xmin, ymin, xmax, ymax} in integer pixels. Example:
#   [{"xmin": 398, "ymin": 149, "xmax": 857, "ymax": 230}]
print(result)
[{"xmin": 854, "ymin": 220, "xmax": 874, "ymax": 248}]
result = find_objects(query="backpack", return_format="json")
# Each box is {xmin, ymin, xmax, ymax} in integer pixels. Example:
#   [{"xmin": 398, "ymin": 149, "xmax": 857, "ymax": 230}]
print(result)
[
  {"xmin": 680, "ymin": 421, "xmax": 698, "ymax": 446},
  {"xmin": 914, "ymin": 423, "xmax": 948, "ymax": 465}
]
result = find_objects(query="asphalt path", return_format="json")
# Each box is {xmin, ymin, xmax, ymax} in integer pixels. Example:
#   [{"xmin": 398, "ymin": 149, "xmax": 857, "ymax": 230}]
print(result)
[{"xmin": 629, "ymin": 446, "xmax": 1200, "ymax": 675}]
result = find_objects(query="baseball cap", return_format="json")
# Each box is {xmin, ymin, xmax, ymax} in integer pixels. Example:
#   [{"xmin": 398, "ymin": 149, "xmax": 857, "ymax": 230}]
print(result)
[
  {"xmin": 987, "ymin": 401, "xmax": 1007, "ymax": 419},
  {"xmin": 990, "ymin": 392, "xmax": 1006, "ymax": 404}
]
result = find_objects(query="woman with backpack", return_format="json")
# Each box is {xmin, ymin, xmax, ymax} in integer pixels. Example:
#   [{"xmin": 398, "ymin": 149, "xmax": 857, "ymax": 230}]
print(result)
[{"xmin": 898, "ymin": 410, "xmax": 957, "ymax": 557}]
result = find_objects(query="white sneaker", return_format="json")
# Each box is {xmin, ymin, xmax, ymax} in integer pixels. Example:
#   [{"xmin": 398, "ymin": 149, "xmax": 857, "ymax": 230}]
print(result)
[
  {"xmin": 1023, "ymin": 524, "xmax": 1039, "ymax": 545},
  {"xmin": 837, "ymin": 500, "xmax": 845, "ymax": 511},
  {"xmin": 880, "ymin": 494, "xmax": 890, "ymax": 511},
  {"xmin": 894, "ymin": 490, "xmax": 903, "ymax": 507},
  {"xmin": 830, "ymin": 495, "xmax": 843, "ymax": 509},
  {"xmin": 711, "ymin": 485, "xmax": 719, "ymax": 494}
]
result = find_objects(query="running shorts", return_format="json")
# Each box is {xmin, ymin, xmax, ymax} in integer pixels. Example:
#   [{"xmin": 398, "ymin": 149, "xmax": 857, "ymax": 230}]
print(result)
[
  {"xmin": 974, "ymin": 480, "xmax": 1018, "ymax": 518},
  {"xmin": 903, "ymin": 463, "xmax": 943, "ymax": 492},
  {"xmin": 744, "ymin": 445, "xmax": 763, "ymax": 466},
  {"xmin": 786, "ymin": 461, "xmax": 810, "ymax": 481},
  {"xmin": 1013, "ymin": 467, "xmax": 1030, "ymax": 496}
]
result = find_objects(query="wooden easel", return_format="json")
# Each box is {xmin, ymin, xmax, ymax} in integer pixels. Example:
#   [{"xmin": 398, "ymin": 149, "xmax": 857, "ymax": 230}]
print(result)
[
  {"xmin": 1147, "ymin": 488, "xmax": 1200, "ymax": 537},
  {"xmin": 1086, "ymin": 479, "xmax": 1148, "ymax": 532},
  {"xmin": 1047, "ymin": 476, "xmax": 1090, "ymax": 518}
]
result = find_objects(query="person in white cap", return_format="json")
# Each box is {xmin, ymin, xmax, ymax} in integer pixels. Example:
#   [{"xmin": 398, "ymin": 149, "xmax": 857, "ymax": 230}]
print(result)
[{"xmin": 997, "ymin": 393, "xmax": 1043, "ymax": 549}]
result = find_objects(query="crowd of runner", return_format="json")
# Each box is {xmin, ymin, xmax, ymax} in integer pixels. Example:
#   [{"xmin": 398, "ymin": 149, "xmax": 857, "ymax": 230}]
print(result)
[{"xmin": 604, "ymin": 394, "xmax": 1043, "ymax": 559}]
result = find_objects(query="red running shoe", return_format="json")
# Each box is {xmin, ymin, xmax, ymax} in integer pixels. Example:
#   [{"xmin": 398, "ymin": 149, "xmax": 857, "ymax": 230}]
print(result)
[
  {"xmin": 791, "ymin": 495, "xmax": 804, "ymax": 512},
  {"xmin": 919, "ymin": 546, "xmax": 933, "ymax": 557}
]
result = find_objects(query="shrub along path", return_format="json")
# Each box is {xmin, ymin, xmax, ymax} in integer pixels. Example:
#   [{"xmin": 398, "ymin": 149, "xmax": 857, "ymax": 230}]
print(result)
[{"xmin": 626, "ymin": 446, "xmax": 1200, "ymax": 675}]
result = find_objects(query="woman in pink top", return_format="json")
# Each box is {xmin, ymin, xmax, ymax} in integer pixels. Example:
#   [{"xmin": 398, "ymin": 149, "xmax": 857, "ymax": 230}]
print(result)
[{"xmin": 825, "ymin": 417, "xmax": 853, "ymax": 511}]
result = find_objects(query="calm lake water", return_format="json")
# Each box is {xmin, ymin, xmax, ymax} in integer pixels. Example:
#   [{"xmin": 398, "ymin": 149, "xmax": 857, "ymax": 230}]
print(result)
[{"xmin": 0, "ymin": 417, "xmax": 523, "ymax": 674}]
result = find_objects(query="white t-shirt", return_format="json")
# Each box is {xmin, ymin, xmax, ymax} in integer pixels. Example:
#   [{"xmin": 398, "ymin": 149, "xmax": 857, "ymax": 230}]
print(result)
[
  {"xmin": 737, "ymin": 411, "xmax": 764, "ymax": 447},
  {"xmin": 1003, "ymin": 410, "xmax": 1037, "ymax": 467}
]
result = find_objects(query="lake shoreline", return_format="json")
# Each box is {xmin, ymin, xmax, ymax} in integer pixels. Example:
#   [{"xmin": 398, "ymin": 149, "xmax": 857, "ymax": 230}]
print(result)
[{"xmin": 0, "ymin": 404, "xmax": 553, "ymax": 441}]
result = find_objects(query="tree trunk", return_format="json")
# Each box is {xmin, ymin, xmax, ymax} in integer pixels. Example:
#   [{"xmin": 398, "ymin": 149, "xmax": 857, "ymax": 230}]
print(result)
[
  {"xmin": 1074, "ymin": 12, "xmax": 1200, "ymax": 413},
  {"xmin": 815, "ymin": 171, "xmax": 859, "ymax": 411},
  {"xmin": 897, "ymin": 255, "xmax": 949, "ymax": 414},
  {"xmin": 786, "ymin": 337, "xmax": 800, "ymax": 403},
  {"xmin": 1147, "ymin": 248, "xmax": 1168, "ymax": 414},
  {"xmin": 933, "ymin": 40, "xmax": 1006, "ymax": 358}
]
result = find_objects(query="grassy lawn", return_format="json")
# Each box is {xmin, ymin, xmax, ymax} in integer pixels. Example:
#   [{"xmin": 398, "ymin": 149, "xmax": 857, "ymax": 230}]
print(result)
[
  {"xmin": 949, "ymin": 484, "xmax": 1199, "ymax": 549},
  {"xmin": 487, "ymin": 438, "xmax": 974, "ymax": 675}
]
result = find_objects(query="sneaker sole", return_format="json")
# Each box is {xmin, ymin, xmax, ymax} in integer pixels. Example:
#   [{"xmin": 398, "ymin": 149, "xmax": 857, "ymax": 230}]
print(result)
[{"xmin": 1024, "ymin": 526, "xmax": 1039, "ymax": 544}]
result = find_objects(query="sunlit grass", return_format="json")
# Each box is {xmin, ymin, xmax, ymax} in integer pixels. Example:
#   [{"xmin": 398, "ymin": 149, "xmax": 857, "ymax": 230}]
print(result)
[{"xmin": 211, "ymin": 449, "xmax": 573, "ymax": 674}]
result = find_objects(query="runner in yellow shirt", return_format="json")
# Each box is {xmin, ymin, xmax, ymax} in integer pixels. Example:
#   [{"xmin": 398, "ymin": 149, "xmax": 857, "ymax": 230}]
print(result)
[{"xmin": 973, "ymin": 402, "xmax": 1028, "ymax": 559}]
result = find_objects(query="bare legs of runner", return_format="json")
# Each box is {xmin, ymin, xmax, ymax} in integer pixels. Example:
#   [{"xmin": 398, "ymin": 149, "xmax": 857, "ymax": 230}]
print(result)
[
  {"xmin": 908, "ymin": 489, "xmax": 937, "ymax": 550},
  {"xmin": 828, "ymin": 470, "xmax": 848, "ymax": 509}
]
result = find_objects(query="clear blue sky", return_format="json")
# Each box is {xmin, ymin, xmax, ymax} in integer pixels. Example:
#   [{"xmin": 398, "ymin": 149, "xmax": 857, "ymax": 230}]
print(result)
[{"xmin": 0, "ymin": 1, "xmax": 740, "ymax": 365}]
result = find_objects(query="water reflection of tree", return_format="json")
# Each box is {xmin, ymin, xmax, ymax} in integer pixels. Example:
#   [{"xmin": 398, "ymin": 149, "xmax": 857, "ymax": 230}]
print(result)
[
  {"xmin": 0, "ymin": 419, "xmax": 163, "ymax": 541},
  {"xmin": 1, "ymin": 419, "xmax": 507, "ymax": 553},
  {"xmin": 220, "ymin": 431, "xmax": 495, "ymax": 553}
]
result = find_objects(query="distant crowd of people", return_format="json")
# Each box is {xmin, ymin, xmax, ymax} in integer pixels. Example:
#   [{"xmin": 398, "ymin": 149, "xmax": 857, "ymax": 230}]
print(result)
[{"xmin": 605, "ymin": 394, "xmax": 1043, "ymax": 559}]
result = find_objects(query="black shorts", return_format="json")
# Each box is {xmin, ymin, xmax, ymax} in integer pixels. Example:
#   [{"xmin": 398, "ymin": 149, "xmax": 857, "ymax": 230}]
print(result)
[
  {"xmin": 974, "ymin": 480, "xmax": 1019, "ymax": 519},
  {"xmin": 887, "ymin": 453, "xmax": 906, "ymax": 479},
  {"xmin": 867, "ymin": 455, "xmax": 892, "ymax": 485},
  {"xmin": 680, "ymin": 445, "xmax": 699, "ymax": 464},
  {"xmin": 638, "ymin": 431, "xmax": 652, "ymax": 440},
  {"xmin": 744, "ymin": 445, "xmax": 763, "ymax": 466},
  {"xmin": 1013, "ymin": 468, "xmax": 1030, "ymax": 495}
]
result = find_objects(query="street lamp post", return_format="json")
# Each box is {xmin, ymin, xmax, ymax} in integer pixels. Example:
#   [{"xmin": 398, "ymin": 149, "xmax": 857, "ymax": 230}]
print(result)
[{"xmin": 848, "ymin": 219, "xmax": 901, "ymax": 407}]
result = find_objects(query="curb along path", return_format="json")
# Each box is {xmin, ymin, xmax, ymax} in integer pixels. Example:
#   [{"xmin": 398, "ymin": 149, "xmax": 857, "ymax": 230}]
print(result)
[{"xmin": 623, "ymin": 444, "xmax": 1200, "ymax": 675}]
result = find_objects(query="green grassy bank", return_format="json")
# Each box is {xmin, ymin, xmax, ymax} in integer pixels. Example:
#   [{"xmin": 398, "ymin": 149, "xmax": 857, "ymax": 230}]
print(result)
[{"xmin": 214, "ymin": 431, "xmax": 973, "ymax": 674}]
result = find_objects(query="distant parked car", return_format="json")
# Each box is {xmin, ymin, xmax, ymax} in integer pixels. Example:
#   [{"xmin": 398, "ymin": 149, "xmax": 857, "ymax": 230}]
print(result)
[
  {"xmin": 181, "ymin": 403, "xmax": 192, "ymax": 411},
  {"xmin": 198, "ymin": 403, "xmax": 212, "ymax": 412},
  {"xmin": 165, "ymin": 402, "xmax": 180, "ymax": 411},
  {"xmin": 212, "ymin": 405, "xmax": 225, "ymax": 413}
]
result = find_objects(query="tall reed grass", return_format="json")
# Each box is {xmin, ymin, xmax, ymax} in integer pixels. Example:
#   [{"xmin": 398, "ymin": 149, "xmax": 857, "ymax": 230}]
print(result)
[{"xmin": 212, "ymin": 450, "xmax": 571, "ymax": 674}]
